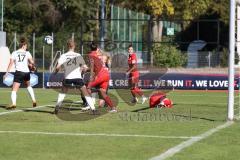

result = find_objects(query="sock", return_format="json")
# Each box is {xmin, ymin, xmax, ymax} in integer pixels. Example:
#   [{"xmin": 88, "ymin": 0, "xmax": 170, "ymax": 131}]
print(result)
[
  {"xmin": 134, "ymin": 87, "xmax": 143, "ymax": 96},
  {"xmin": 85, "ymin": 96, "xmax": 95, "ymax": 110},
  {"xmin": 104, "ymin": 96, "xmax": 114, "ymax": 108},
  {"xmin": 81, "ymin": 96, "xmax": 87, "ymax": 104},
  {"xmin": 131, "ymin": 88, "xmax": 136, "ymax": 96},
  {"xmin": 91, "ymin": 92, "xmax": 97, "ymax": 106},
  {"xmin": 56, "ymin": 93, "xmax": 65, "ymax": 106},
  {"xmin": 27, "ymin": 86, "xmax": 36, "ymax": 102},
  {"xmin": 11, "ymin": 91, "xmax": 17, "ymax": 106}
]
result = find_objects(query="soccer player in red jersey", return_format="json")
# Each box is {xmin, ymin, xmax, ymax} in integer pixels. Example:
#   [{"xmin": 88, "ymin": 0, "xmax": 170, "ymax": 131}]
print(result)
[
  {"xmin": 84, "ymin": 43, "xmax": 117, "ymax": 112},
  {"xmin": 126, "ymin": 44, "xmax": 147, "ymax": 104}
]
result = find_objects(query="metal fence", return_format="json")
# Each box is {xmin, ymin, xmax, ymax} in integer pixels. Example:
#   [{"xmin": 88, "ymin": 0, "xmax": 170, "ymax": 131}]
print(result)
[{"xmin": 6, "ymin": 18, "xmax": 226, "ymax": 71}]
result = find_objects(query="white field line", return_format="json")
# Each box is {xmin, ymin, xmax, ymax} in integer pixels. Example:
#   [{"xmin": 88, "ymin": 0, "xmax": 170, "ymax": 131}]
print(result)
[
  {"xmin": 0, "ymin": 90, "xmax": 11, "ymax": 93},
  {"xmin": 0, "ymin": 105, "xmax": 53, "ymax": 116},
  {"xmin": 0, "ymin": 90, "xmax": 52, "ymax": 93},
  {"xmin": 174, "ymin": 102, "xmax": 225, "ymax": 105},
  {"xmin": 149, "ymin": 121, "xmax": 234, "ymax": 160},
  {"xmin": 0, "ymin": 130, "xmax": 200, "ymax": 139},
  {"xmin": 168, "ymin": 95, "xmax": 228, "ymax": 98},
  {"xmin": 115, "ymin": 99, "xmax": 227, "ymax": 105}
]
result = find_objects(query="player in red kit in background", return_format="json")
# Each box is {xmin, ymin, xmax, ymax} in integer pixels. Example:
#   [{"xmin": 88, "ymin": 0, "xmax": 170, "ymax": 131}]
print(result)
[{"xmin": 126, "ymin": 44, "xmax": 147, "ymax": 104}]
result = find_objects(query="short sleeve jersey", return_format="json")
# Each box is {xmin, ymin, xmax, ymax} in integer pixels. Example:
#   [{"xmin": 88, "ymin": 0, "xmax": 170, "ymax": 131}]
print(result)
[
  {"xmin": 58, "ymin": 51, "xmax": 85, "ymax": 79},
  {"xmin": 89, "ymin": 51, "xmax": 104, "ymax": 75},
  {"xmin": 11, "ymin": 50, "xmax": 32, "ymax": 72},
  {"xmin": 128, "ymin": 53, "xmax": 137, "ymax": 72},
  {"xmin": 101, "ymin": 56, "xmax": 110, "ymax": 73}
]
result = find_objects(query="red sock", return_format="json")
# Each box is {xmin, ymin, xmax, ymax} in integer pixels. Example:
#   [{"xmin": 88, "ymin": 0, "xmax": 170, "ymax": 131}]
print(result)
[
  {"xmin": 104, "ymin": 96, "xmax": 114, "ymax": 108},
  {"xmin": 131, "ymin": 89, "xmax": 136, "ymax": 96},
  {"xmin": 134, "ymin": 87, "xmax": 143, "ymax": 96}
]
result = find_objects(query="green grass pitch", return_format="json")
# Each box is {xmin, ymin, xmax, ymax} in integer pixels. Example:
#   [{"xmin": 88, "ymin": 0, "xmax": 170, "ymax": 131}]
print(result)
[{"xmin": 0, "ymin": 88, "xmax": 239, "ymax": 160}]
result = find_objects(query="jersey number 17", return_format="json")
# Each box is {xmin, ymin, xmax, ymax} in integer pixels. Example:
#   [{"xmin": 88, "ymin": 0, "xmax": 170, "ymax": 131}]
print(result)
[{"xmin": 17, "ymin": 54, "xmax": 26, "ymax": 62}]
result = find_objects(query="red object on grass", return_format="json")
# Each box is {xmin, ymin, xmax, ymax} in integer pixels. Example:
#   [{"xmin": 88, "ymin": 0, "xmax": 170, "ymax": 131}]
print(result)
[{"xmin": 149, "ymin": 92, "xmax": 173, "ymax": 108}]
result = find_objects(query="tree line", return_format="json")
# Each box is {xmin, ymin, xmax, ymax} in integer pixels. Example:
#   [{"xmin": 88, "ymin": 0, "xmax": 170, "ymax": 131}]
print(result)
[{"xmin": 4, "ymin": 0, "xmax": 230, "ymax": 67}]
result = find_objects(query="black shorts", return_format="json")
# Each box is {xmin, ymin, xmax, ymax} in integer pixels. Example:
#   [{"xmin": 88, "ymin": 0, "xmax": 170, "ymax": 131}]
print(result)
[
  {"xmin": 63, "ymin": 79, "xmax": 85, "ymax": 88},
  {"xmin": 14, "ymin": 71, "xmax": 30, "ymax": 83}
]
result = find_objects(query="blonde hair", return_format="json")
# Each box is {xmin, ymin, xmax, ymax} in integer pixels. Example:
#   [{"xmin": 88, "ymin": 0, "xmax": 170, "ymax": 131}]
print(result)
[{"xmin": 99, "ymin": 50, "xmax": 111, "ymax": 64}]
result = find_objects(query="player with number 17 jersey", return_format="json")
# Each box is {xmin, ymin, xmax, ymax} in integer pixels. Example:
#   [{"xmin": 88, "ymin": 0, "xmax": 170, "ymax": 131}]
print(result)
[
  {"xmin": 11, "ymin": 50, "xmax": 32, "ymax": 73},
  {"xmin": 4, "ymin": 37, "xmax": 37, "ymax": 109}
]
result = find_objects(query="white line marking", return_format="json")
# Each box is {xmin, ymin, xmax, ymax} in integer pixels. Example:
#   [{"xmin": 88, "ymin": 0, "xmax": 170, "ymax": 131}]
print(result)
[
  {"xmin": 149, "ymin": 121, "xmax": 234, "ymax": 160},
  {"xmin": 173, "ymin": 102, "xmax": 226, "ymax": 105},
  {"xmin": 0, "ymin": 130, "xmax": 200, "ymax": 139},
  {"xmin": 0, "ymin": 105, "xmax": 53, "ymax": 116},
  {"xmin": 117, "ymin": 100, "xmax": 227, "ymax": 106},
  {"xmin": 0, "ymin": 90, "xmax": 11, "ymax": 93},
  {"xmin": 168, "ymin": 94, "xmax": 228, "ymax": 98}
]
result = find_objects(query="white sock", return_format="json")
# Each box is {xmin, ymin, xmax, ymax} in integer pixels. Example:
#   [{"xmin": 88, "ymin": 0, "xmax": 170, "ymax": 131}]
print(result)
[
  {"xmin": 91, "ymin": 92, "xmax": 97, "ymax": 105},
  {"xmin": 11, "ymin": 91, "xmax": 17, "ymax": 106},
  {"xmin": 27, "ymin": 86, "xmax": 36, "ymax": 102},
  {"xmin": 56, "ymin": 93, "xmax": 65, "ymax": 106},
  {"xmin": 85, "ymin": 96, "xmax": 95, "ymax": 110}
]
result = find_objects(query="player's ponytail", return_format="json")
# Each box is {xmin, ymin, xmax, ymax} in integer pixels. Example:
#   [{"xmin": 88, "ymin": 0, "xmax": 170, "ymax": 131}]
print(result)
[
  {"xmin": 128, "ymin": 43, "xmax": 133, "ymax": 49},
  {"xmin": 90, "ymin": 42, "xmax": 98, "ymax": 51},
  {"xmin": 19, "ymin": 37, "xmax": 27, "ymax": 48}
]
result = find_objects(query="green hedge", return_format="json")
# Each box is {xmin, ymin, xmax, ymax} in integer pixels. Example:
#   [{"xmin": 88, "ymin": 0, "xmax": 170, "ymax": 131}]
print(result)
[{"xmin": 152, "ymin": 44, "xmax": 187, "ymax": 67}]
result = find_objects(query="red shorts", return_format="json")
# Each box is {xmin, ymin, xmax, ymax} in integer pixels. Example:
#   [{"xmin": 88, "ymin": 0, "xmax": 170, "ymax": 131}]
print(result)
[
  {"xmin": 129, "ymin": 71, "xmax": 139, "ymax": 84},
  {"xmin": 88, "ymin": 71, "xmax": 110, "ymax": 90}
]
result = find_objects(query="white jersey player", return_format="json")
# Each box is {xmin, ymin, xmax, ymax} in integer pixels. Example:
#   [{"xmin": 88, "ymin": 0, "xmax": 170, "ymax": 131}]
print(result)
[
  {"xmin": 4, "ymin": 37, "xmax": 37, "ymax": 109},
  {"xmin": 54, "ymin": 39, "xmax": 96, "ymax": 114}
]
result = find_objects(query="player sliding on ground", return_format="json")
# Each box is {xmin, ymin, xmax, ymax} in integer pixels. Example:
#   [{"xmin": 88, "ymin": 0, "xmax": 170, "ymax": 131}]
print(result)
[
  {"xmin": 54, "ymin": 39, "xmax": 96, "ymax": 114},
  {"xmin": 4, "ymin": 37, "xmax": 37, "ymax": 109},
  {"xmin": 126, "ymin": 44, "xmax": 147, "ymax": 104},
  {"xmin": 83, "ymin": 42, "xmax": 117, "ymax": 113}
]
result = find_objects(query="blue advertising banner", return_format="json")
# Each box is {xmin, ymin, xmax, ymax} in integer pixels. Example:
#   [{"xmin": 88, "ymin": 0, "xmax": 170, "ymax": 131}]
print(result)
[
  {"xmin": 1, "ymin": 72, "xmax": 239, "ymax": 90},
  {"xmin": 109, "ymin": 73, "xmax": 239, "ymax": 90},
  {"xmin": 0, "ymin": 72, "xmax": 43, "ymax": 88},
  {"xmin": 44, "ymin": 72, "xmax": 240, "ymax": 90}
]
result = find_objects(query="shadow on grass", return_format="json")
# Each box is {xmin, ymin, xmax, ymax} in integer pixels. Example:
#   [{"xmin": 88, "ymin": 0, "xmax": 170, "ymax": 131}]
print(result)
[
  {"xmin": 23, "ymin": 109, "xmax": 54, "ymax": 114},
  {"xmin": 23, "ymin": 102, "xmax": 109, "ymax": 121},
  {"xmin": 55, "ymin": 107, "xmax": 109, "ymax": 121},
  {"xmin": 0, "ymin": 104, "xmax": 7, "ymax": 109},
  {"xmin": 129, "ymin": 105, "xmax": 221, "ymax": 122},
  {"xmin": 174, "ymin": 114, "xmax": 217, "ymax": 122},
  {"xmin": 131, "ymin": 107, "xmax": 150, "ymax": 112}
]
